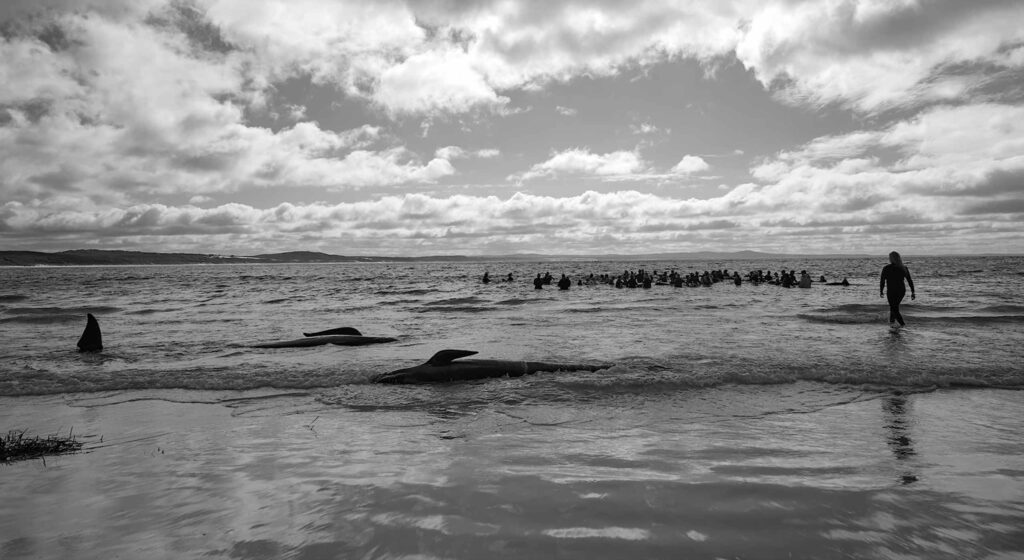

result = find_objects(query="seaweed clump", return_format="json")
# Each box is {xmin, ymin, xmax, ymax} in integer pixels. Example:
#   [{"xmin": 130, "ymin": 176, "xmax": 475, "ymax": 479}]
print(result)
[{"xmin": 1, "ymin": 429, "xmax": 85, "ymax": 464}]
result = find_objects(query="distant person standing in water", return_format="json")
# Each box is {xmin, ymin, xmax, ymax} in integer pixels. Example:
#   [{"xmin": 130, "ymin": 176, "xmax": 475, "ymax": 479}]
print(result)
[{"xmin": 880, "ymin": 251, "xmax": 916, "ymax": 330}]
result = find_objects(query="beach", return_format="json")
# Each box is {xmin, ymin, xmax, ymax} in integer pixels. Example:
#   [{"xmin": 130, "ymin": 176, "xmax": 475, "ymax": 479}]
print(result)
[
  {"xmin": 2, "ymin": 387, "xmax": 1022, "ymax": 559},
  {"xmin": 2, "ymin": 257, "xmax": 1023, "ymax": 559}
]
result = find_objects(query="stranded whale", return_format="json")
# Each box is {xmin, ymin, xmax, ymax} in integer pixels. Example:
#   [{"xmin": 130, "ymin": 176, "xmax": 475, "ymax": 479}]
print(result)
[
  {"xmin": 77, "ymin": 313, "xmax": 103, "ymax": 352},
  {"xmin": 302, "ymin": 327, "xmax": 362, "ymax": 337},
  {"xmin": 372, "ymin": 349, "xmax": 613, "ymax": 384},
  {"xmin": 253, "ymin": 327, "xmax": 396, "ymax": 349}
]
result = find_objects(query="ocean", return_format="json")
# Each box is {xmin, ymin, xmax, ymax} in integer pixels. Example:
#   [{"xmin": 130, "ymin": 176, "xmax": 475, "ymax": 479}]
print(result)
[{"xmin": 1, "ymin": 256, "xmax": 1023, "ymax": 559}]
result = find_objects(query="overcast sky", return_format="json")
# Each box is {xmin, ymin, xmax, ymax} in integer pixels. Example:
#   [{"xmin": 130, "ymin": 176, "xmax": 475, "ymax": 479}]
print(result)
[{"xmin": 2, "ymin": 0, "xmax": 1022, "ymax": 256}]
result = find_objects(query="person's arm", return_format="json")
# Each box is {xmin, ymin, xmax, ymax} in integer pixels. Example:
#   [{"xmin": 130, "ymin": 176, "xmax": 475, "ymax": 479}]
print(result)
[
  {"xmin": 880, "ymin": 267, "xmax": 886, "ymax": 297},
  {"xmin": 906, "ymin": 268, "xmax": 915, "ymax": 299}
]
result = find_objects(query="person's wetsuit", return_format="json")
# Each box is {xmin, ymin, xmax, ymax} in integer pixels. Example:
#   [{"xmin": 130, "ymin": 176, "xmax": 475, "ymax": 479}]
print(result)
[{"xmin": 880, "ymin": 264, "xmax": 915, "ymax": 326}]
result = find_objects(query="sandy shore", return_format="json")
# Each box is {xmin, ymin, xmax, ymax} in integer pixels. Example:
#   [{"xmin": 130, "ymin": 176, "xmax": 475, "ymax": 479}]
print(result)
[{"xmin": 2, "ymin": 388, "xmax": 1023, "ymax": 559}]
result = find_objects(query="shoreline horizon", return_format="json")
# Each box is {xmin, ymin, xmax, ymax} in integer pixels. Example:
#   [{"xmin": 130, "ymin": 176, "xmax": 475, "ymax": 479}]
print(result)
[{"xmin": 3, "ymin": 249, "xmax": 1020, "ymax": 268}]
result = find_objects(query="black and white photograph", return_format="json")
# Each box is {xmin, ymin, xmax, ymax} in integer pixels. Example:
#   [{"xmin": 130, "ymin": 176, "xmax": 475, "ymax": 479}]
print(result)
[{"xmin": 1, "ymin": 1, "xmax": 1023, "ymax": 558}]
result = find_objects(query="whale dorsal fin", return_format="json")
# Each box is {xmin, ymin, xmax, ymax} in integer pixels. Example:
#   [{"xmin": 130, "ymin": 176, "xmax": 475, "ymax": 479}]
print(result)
[
  {"xmin": 77, "ymin": 313, "xmax": 103, "ymax": 352},
  {"xmin": 426, "ymin": 349, "xmax": 478, "ymax": 365},
  {"xmin": 303, "ymin": 327, "xmax": 362, "ymax": 337}
]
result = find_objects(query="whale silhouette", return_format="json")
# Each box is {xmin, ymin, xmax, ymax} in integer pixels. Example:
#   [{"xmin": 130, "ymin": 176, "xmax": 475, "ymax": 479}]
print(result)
[
  {"xmin": 302, "ymin": 327, "xmax": 362, "ymax": 337},
  {"xmin": 253, "ymin": 327, "xmax": 396, "ymax": 348},
  {"xmin": 372, "ymin": 349, "xmax": 613, "ymax": 384},
  {"xmin": 77, "ymin": 313, "xmax": 103, "ymax": 352}
]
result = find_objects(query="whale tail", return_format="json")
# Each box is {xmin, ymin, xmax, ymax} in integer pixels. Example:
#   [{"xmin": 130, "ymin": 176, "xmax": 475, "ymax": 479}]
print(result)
[{"xmin": 77, "ymin": 313, "xmax": 103, "ymax": 352}]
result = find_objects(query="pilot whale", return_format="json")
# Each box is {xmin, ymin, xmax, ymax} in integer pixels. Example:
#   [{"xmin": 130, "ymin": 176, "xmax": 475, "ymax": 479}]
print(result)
[
  {"xmin": 302, "ymin": 327, "xmax": 361, "ymax": 337},
  {"xmin": 372, "ymin": 349, "xmax": 613, "ymax": 384},
  {"xmin": 77, "ymin": 313, "xmax": 103, "ymax": 352},
  {"xmin": 253, "ymin": 327, "xmax": 396, "ymax": 349}
]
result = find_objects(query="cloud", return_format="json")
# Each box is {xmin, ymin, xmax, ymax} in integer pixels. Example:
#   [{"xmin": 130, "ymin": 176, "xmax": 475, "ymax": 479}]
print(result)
[
  {"xmin": 734, "ymin": 0, "xmax": 1024, "ymax": 112},
  {"xmin": 671, "ymin": 155, "xmax": 709, "ymax": 175},
  {"xmin": 435, "ymin": 146, "xmax": 501, "ymax": 160},
  {"xmin": 512, "ymin": 148, "xmax": 646, "ymax": 181},
  {"xmin": 5, "ymin": 1, "xmax": 1022, "ymax": 120},
  {"xmin": 375, "ymin": 47, "xmax": 511, "ymax": 115},
  {"xmin": 6, "ymin": 181, "xmax": 1020, "ymax": 255},
  {"xmin": 631, "ymin": 122, "xmax": 663, "ymax": 135},
  {"xmin": 2, "ymin": 2, "xmax": 1023, "ymax": 255},
  {"xmin": 743, "ymin": 103, "xmax": 1024, "ymax": 224},
  {"xmin": 0, "ymin": 10, "xmax": 454, "ymax": 207}
]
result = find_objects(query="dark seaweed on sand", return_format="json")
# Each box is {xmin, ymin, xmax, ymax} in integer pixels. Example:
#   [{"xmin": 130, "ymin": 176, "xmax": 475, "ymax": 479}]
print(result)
[{"xmin": 1, "ymin": 429, "xmax": 85, "ymax": 464}]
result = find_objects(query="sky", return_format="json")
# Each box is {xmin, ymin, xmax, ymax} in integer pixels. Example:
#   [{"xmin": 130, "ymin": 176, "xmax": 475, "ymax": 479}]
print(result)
[{"xmin": 1, "ymin": 0, "xmax": 1023, "ymax": 256}]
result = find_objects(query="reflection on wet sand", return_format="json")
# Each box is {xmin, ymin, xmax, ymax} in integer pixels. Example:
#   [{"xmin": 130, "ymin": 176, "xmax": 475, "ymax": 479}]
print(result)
[{"xmin": 883, "ymin": 394, "xmax": 919, "ymax": 484}]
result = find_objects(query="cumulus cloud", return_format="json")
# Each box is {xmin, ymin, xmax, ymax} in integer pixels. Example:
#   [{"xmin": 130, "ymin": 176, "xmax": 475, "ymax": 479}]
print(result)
[
  {"xmin": 745, "ymin": 103, "xmax": 1024, "ymax": 226},
  {"xmin": 6, "ymin": 175, "xmax": 1020, "ymax": 255},
  {"xmin": 375, "ymin": 47, "xmax": 511, "ymax": 115},
  {"xmin": 218, "ymin": 0, "xmax": 1022, "ymax": 116},
  {"xmin": 0, "ymin": 8, "xmax": 453, "ymax": 208},
  {"xmin": 2, "ymin": 1, "xmax": 1023, "ymax": 254},
  {"xmin": 734, "ymin": 0, "xmax": 1024, "ymax": 112},
  {"xmin": 435, "ymin": 146, "xmax": 501, "ymax": 160},
  {"xmin": 671, "ymin": 155, "xmax": 709, "ymax": 175},
  {"xmin": 511, "ymin": 148, "xmax": 646, "ymax": 182},
  {"xmin": 5, "ymin": 1, "xmax": 1022, "ymax": 120}
]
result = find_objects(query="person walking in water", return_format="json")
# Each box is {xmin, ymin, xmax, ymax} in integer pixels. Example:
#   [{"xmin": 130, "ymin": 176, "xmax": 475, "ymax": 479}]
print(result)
[{"xmin": 880, "ymin": 251, "xmax": 916, "ymax": 330}]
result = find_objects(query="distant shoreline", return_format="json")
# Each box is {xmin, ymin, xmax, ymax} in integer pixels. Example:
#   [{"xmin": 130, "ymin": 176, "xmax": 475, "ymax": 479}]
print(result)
[{"xmin": 3, "ymin": 249, "xmax": 1017, "ymax": 267}]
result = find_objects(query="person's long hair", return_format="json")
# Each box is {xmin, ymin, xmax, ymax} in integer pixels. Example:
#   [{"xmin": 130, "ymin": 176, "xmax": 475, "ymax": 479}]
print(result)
[{"xmin": 889, "ymin": 251, "xmax": 906, "ymax": 271}]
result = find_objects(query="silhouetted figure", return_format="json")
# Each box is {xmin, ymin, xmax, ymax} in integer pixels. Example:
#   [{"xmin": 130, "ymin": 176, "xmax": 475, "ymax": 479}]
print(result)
[{"xmin": 880, "ymin": 251, "xmax": 916, "ymax": 329}]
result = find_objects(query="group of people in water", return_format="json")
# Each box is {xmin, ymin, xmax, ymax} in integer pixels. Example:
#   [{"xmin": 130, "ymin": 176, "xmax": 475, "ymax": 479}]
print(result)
[
  {"xmin": 486, "ymin": 267, "xmax": 850, "ymax": 290},
  {"xmin": 482, "ymin": 250, "xmax": 917, "ymax": 329}
]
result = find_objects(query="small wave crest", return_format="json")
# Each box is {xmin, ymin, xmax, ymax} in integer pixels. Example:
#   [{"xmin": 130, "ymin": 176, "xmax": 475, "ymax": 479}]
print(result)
[
  {"xmin": 418, "ymin": 296, "xmax": 494, "ymax": 313},
  {"xmin": 495, "ymin": 298, "xmax": 543, "ymax": 307},
  {"xmin": 0, "ymin": 294, "xmax": 30, "ymax": 303},
  {"xmin": 375, "ymin": 288, "xmax": 435, "ymax": 296},
  {"xmin": 263, "ymin": 298, "xmax": 293, "ymax": 304},
  {"xmin": 0, "ymin": 305, "xmax": 121, "ymax": 324},
  {"xmin": 416, "ymin": 306, "xmax": 493, "ymax": 314},
  {"xmin": 424, "ymin": 296, "xmax": 488, "ymax": 306},
  {"xmin": 4, "ymin": 305, "xmax": 121, "ymax": 315},
  {"xmin": 126, "ymin": 308, "xmax": 182, "ymax": 315}
]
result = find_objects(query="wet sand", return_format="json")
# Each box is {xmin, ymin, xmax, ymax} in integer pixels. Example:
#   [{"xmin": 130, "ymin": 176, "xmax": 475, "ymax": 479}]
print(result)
[{"xmin": 2, "ymin": 387, "xmax": 1023, "ymax": 559}]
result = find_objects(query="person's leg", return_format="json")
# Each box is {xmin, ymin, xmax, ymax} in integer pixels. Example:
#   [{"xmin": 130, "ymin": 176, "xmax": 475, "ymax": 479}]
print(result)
[{"xmin": 887, "ymin": 291, "xmax": 906, "ymax": 326}]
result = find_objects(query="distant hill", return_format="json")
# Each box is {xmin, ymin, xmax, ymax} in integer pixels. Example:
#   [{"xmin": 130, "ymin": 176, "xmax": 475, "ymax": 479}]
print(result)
[
  {"xmin": 0, "ymin": 249, "xmax": 872, "ymax": 267},
  {"xmin": 0, "ymin": 249, "xmax": 475, "ymax": 266}
]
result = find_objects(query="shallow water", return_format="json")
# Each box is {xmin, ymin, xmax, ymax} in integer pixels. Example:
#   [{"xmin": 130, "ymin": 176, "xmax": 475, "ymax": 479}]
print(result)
[
  {"xmin": 1, "ymin": 256, "xmax": 1022, "ymax": 395},
  {"xmin": 1, "ymin": 257, "xmax": 1023, "ymax": 559},
  {"xmin": 2, "ymin": 388, "xmax": 1022, "ymax": 559}
]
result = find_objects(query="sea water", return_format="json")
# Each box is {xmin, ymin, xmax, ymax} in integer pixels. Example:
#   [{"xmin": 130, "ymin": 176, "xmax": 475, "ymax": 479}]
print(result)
[{"xmin": 1, "ymin": 256, "xmax": 1023, "ymax": 559}]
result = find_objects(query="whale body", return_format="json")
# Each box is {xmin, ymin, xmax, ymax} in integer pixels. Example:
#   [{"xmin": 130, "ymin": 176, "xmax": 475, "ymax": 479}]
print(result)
[
  {"xmin": 302, "ymin": 327, "xmax": 362, "ymax": 337},
  {"xmin": 77, "ymin": 313, "xmax": 103, "ymax": 352},
  {"xmin": 253, "ymin": 333, "xmax": 397, "ymax": 349},
  {"xmin": 372, "ymin": 349, "xmax": 613, "ymax": 384}
]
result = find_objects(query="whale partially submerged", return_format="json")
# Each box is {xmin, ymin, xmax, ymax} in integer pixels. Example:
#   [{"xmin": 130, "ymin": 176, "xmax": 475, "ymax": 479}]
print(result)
[
  {"xmin": 77, "ymin": 313, "xmax": 103, "ymax": 352},
  {"xmin": 253, "ymin": 327, "xmax": 396, "ymax": 349},
  {"xmin": 302, "ymin": 327, "xmax": 362, "ymax": 337},
  {"xmin": 372, "ymin": 349, "xmax": 613, "ymax": 384}
]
